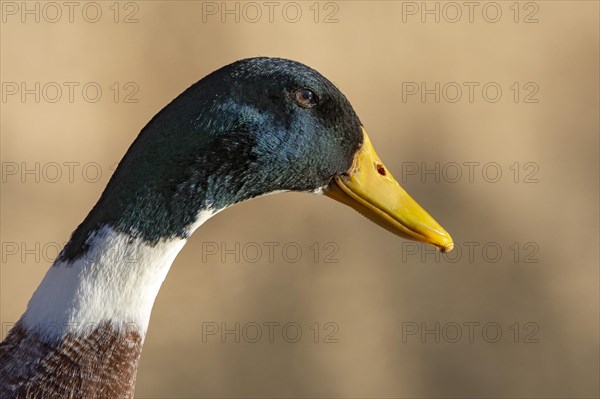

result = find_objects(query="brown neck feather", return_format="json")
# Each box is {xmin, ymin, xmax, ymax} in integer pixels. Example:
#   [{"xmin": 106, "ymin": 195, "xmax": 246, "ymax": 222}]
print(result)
[{"xmin": 0, "ymin": 321, "xmax": 142, "ymax": 398}]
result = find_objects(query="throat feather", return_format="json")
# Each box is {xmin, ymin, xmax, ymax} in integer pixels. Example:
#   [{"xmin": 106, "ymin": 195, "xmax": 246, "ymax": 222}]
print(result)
[
  {"xmin": 21, "ymin": 225, "xmax": 186, "ymax": 340},
  {"xmin": 1, "ymin": 209, "xmax": 218, "ymax": 396}
]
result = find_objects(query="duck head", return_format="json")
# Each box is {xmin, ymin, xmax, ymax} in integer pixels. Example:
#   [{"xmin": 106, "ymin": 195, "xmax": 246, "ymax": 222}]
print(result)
[{"xmin": 61, "ymin": 57, "xmax": 452, "ymax": 261}]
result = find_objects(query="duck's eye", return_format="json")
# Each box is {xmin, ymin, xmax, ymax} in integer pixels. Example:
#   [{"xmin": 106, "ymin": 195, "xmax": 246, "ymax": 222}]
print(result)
[{"xmin": 293, "ymin": 89, "xmax": 318, "ymax": 108}]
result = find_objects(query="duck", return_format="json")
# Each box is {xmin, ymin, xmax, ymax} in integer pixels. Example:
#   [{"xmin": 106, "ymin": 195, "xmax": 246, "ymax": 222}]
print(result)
[{"xmin": 0, "ymin": 57, "xmax": 453, "ymax": 398}]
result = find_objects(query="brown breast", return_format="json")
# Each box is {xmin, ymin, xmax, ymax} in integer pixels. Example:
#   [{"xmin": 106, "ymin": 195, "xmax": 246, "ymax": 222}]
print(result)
[{"xmin": 0, "ymin": 321, "xmax": 142, "ymax": 398}]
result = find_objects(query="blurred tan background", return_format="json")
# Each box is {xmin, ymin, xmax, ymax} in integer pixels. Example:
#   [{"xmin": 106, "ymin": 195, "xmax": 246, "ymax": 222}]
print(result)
[{"xmin": 1, "ymin": 1, "xmax": 598, "ymax": 398}]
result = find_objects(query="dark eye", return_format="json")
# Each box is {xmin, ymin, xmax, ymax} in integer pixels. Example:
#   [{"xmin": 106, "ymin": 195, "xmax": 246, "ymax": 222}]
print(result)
[{"xmin": 293, "ymin": 88, "xmax": 318, "ymax": 108}]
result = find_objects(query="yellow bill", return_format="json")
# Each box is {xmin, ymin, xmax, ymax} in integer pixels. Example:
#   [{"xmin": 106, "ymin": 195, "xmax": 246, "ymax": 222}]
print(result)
[{"xmin": 325, "ymin": 127, "xmax": 454, "ymax": 252}]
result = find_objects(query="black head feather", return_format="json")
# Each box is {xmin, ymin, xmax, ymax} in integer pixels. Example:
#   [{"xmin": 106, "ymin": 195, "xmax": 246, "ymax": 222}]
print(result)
[{"xmin": 59, "ymin": 57, "xmax": 363, "ymax": 261}]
